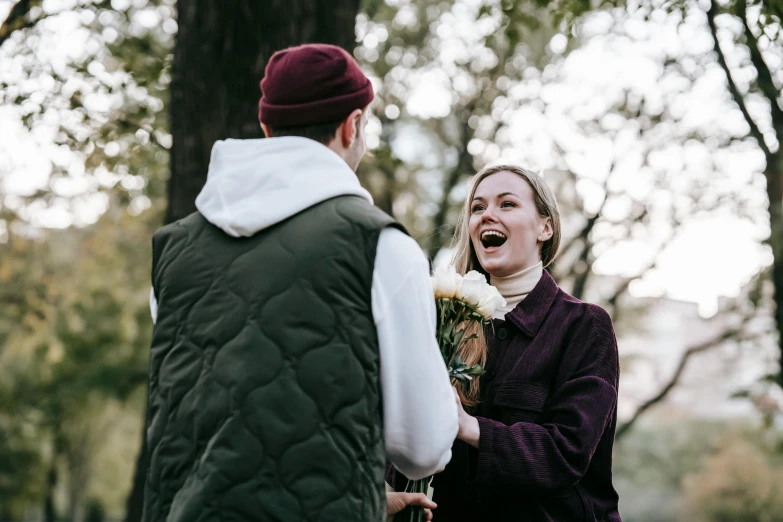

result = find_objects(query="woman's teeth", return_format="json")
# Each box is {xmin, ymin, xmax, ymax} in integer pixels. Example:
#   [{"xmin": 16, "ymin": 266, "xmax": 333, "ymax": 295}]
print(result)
[{"xmin": 481, "ymin": 231, "xmax": 507, "ymax": 248}]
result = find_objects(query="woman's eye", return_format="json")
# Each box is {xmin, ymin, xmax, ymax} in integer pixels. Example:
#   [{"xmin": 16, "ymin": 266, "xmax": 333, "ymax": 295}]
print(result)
[
  {"xmin": 472, "ymin": 204, "xmax": 485, "ymax": 212},
  {"xmin": 501, "ymin": 201, "xmax": 516, "ymax": 208}
]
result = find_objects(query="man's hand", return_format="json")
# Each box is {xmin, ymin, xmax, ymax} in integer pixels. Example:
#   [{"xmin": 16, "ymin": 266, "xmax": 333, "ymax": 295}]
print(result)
[{"xmin": 386, "ymin": 492, "xmax": 436, "ymax": 521}]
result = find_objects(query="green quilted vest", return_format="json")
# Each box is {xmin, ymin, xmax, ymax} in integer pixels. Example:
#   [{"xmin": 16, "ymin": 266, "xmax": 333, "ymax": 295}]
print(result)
[{"xmin": 143, "ymin": 196, "xmax": 402, "ymax": 522}]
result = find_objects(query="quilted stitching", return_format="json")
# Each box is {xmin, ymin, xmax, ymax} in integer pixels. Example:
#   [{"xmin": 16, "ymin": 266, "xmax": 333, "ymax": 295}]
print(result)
[{"xmin": 144, "ymin": 196, "xmax": 398, "ymax": 522}]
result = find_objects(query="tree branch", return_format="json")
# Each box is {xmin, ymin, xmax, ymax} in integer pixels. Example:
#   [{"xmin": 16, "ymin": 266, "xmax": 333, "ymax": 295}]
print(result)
[
  {"xmin": 0, "ymin": 0, "xmax": 39, "ymax": 48},
  {"xmin": 606, "ymin": 187, "xmax": 739, "ymax": 320},
  {"xmin": 116, "ymin": 119, "xmax": 168, "ymax": 151},
  {"xmin": 736, "ymin": 0, "xmax": 783, "ymax": 134},
  {"xmin": 551, "ymin": 161, "xmax": 612, "ymax": 284},
  {"xmin": 707, "ymin": 0, "xmax": 772, "ymax": 161},
  {"xmin": 430, "ymin": 105, "xmax": 478, "ymax": 258},
  {"xmin": 569, "ymin": 238, "xmax": 594, "ymax": 301},
  {"xmin": 556, "ymin": 203, "xmax": 603, "ymax": 268},
  {"xmin": 606, "ymin": 219, "xmax": 677, "ymax": 319},
  {"xmin": 616, "ymin": 319, "xmax": 758, "ymax": 440}
]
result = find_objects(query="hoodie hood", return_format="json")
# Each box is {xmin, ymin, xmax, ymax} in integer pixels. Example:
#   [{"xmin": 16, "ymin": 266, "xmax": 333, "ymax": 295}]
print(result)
[{"xmin": 195, "ymin": 137, "xmax": 373, "ymax": 237}]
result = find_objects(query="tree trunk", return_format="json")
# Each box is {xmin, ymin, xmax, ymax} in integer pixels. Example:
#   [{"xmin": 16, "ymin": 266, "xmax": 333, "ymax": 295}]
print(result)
[
  {"xmin": 44, "ymin": 421, "xmax": 67, "ymax": 522},
  {"xmin": 124, "ymin": 2, "xmax": 362, "ymax": 522},
  {"xmin": 121, "ymin": 434, "xmax": 146, "ymax": 522},
  {"xmin": 707, "ymin": 0, "xmax": 783, "ymax": 386},
  {"xmin": 165, "ymin": 0, "xmax": 361, "ymax": 224},
  {"xmin": 766, "ymin": 153, "xmax": 783, "ymax": 385},
  {"xmin": 43, "ymin": 460, "xmax": 57, "ymax": 522},
  {"xmin": 66, "ymin": 432, "xmax": 91, "ymax": 522}
]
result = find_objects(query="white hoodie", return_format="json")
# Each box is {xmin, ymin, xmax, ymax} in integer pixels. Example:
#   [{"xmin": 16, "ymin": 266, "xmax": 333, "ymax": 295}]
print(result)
[{"xmin": 150, "ymin": 136, "xmax": 457, "ymax": 480}]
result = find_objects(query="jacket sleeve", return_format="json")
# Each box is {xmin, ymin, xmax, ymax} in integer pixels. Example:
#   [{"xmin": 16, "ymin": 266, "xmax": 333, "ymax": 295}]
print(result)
[
  {"xmin": 374, "ymin": 228, "xmax": 458, "ymax": 480},
  {"xmin": 472, "ymin": 305, "xmax": 619, "ymax": 490}
]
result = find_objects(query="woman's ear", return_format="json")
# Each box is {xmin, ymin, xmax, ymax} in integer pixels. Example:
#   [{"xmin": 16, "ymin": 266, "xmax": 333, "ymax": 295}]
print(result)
[{"xmin": 538, "ymin": 217, "xmax": 553, "ymax": 243}]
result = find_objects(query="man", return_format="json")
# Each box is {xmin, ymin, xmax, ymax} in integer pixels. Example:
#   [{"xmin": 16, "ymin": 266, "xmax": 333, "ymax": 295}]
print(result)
[{"xmin": 144, "ymin": 44, "xmax": 457, "ymax": 522}]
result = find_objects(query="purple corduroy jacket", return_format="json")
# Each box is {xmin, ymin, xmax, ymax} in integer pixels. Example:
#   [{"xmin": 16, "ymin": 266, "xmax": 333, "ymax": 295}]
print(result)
[{"xmin": 387, "ymin": 271, "xmax": 622, "ymax": 521}]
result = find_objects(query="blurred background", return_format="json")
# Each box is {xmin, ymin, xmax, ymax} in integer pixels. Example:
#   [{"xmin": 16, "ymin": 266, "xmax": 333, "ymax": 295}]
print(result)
[{"xmin": 1, "ymin": 0, "xmax": 782, "ymax": 520}]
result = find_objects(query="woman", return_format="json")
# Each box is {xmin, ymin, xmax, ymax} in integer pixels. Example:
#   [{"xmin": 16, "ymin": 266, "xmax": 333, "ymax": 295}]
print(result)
[{"xmin": 388, "ymin": 165, "xmax": 621, "ymax": 521}]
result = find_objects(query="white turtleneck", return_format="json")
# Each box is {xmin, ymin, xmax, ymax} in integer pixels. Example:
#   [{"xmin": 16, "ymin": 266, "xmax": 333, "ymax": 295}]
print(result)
[{"xmin": 489, "ymin": 261, "xmax": 544, "ymax": 319}]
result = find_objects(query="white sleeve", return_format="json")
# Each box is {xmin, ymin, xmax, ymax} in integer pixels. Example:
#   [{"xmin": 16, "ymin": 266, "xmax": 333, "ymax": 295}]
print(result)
[
  {"xmin": 150, "ymin": 288, "xmax": 158, "ymax": 324},
  {"xmin": 373, "ymin": 228, "xmax": 458, "ymax": 480}
]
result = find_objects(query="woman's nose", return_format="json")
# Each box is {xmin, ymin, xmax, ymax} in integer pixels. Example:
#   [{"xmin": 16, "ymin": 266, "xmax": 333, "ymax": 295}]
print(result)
[{"xmin": 482, "ymin": 205, "xmax": 498, "ymax": 222}]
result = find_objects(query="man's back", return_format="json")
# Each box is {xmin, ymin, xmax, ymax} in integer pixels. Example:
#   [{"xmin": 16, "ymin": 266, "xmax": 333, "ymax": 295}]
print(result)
[
  {"xmin": 144, "ymin": 42, "xmax": 458, "ymax": 520},
  {"xmin": 144, "ymin": 196, "xmax": 396, "ymax": 522}
]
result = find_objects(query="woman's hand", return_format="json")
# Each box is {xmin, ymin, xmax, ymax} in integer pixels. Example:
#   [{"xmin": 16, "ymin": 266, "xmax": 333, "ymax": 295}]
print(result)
[
  {"xmin": 453, "ymin": 387, "xmax": 481, "ymax": 448},
  {"xmin": 386, "ymin": 492, "xmax": 436, "ymax": 521}
]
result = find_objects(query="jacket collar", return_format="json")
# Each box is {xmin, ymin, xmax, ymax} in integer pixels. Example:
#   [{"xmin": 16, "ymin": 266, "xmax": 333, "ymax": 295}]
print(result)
[{"xmin": 504, "ymin": 270, "xmax": 559, "ymax": 337}]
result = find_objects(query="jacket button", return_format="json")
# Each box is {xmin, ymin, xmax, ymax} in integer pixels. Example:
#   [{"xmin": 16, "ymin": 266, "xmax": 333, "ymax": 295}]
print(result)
[
  {"xmin": 497, "ymin": 328, "xmax": 508, "ymax": 340},
  {"xmin": 484, "ymin": 370, "xmax": 495, "ymax": 382}
]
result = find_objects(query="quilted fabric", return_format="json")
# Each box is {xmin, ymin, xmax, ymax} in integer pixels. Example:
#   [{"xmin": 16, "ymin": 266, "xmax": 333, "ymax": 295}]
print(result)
[{"xmin": 143, "ymin": 196, "xmax": 401, "ymax": 522}]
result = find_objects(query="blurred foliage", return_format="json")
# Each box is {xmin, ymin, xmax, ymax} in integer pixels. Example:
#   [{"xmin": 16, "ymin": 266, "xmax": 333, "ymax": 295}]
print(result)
[
  {"xmin": 614, "ymin": 421, "xmax": 783, "ymax": 521},
  {"xmin": 613, "ymin": 421, "xmax": 729, "ymax": 521},
  {"xmin": 1, "ymin": 0, "xmax": 170, "ymax": 515},
  {"xmin": 1, "ymin": 0, "xmax": 782, "ymax": 518},
  {"xmin": 0, "ymin": 197, "xmax": 160, "ymax": 519},
  {"xmin": 0, "ymin": 0, "xmax": 172, "ymax": 222},
  {"xmin": 682, "ymin": 434, "xmax": 783, "ymax": 521}
]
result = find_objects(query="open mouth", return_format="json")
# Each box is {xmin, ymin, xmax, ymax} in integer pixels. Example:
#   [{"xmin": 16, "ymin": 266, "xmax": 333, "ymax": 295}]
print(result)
[{"xmin": 481, "ymin": 230, "xmax": 508, "ymax": 249}]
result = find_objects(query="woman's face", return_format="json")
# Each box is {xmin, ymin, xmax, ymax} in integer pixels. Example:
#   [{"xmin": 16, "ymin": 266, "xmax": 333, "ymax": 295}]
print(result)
[{"xmin": 468, "ymin": 171, "xmax": 552, "ymax": 277}]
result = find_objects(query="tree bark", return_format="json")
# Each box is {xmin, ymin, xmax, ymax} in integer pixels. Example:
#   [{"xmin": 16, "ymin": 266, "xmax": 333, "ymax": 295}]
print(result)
[
  {"xmin": 165, "ymin": 0, "xmax": 361, "ymax": 224},
  {"xmin": 43, "ymin": 463, "xmax": 56, "ymax": 522},
  {"xmin": 43, "ymin": 429, "xmax": 63, "ymax": 522},
  {"xmin": 121, "ymin": 434, "xmax": 146, "ymax": 522},
  {"xmin": 125, "ymin": 2, "xmax": 362, "ymax": 522},
  {"xmin": 767, "ymin": 159, "xmax": 783, "ymax": 386}
]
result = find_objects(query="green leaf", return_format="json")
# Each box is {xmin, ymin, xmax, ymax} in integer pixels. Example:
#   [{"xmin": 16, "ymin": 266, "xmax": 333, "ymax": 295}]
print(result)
[{"xmin": 477, "ymin": 5, "xmax": 493, "ymax": 18}]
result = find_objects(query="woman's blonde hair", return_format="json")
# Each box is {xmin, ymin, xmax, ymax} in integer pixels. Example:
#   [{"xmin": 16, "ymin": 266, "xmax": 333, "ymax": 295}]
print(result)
[{"xmin": 450, "ymin": 164, "xmax": 562, "ymax": 407}]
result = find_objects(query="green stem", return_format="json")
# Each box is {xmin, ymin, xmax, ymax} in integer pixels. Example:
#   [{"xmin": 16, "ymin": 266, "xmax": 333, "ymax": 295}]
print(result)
[{"xmin": 394, "ymin": 476, "xmax": 432, "ymax": 522}]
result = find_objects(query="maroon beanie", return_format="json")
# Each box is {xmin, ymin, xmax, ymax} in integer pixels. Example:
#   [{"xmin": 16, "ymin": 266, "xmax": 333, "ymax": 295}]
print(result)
[{"xmin": 259, "ymin": 44, "xmax": 375, "ymax": 128}]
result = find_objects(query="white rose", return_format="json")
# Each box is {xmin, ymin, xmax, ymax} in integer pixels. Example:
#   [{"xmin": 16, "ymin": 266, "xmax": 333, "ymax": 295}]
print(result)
[
  {"xmin": 477, "ymin": 285, "xmax": 507, "ymax": 319},
  {"xmin": 431, "ymin": 264, "xmax": 462, "ymax": 299},
  {"xmin": 458, "ymin": 270, "xmax": 487, "ymax": 305}
]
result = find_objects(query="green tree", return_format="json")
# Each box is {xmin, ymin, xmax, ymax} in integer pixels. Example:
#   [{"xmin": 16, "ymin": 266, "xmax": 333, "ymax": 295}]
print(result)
[{"xmin": 0, "ymin": 199, "xmax": 158, "ymax": 519}]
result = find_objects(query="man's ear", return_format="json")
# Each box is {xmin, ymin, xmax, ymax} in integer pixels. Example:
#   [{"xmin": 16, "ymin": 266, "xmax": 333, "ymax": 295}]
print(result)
[
  {"xmin": 339, "ymin": 108, "xmax": 364, "ymax": 147},
  {"xmin": 261, "ymin": 123, "xmax": 271, "ymax": 138}
]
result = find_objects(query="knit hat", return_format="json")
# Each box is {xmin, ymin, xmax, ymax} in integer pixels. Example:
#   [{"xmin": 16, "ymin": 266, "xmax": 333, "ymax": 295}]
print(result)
[{"xmin": 258, "ymin": 44, "xmax": 375, "ymax": 128}]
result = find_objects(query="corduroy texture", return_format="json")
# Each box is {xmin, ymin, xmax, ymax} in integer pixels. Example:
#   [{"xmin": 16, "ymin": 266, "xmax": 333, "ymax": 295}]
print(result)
[
  {"xmin": 259, "ymin": 44, "xmax": 374, "ymax": 128},
  {"xmin": 388, "ymin": 271, "xmax": 622, "ymax": 521}
]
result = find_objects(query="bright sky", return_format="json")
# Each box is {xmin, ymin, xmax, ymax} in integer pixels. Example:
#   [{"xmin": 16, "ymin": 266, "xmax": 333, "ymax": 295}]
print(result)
[{"xmin": 0, "ymin": 0, "xmax": 774, "ymax": 317}]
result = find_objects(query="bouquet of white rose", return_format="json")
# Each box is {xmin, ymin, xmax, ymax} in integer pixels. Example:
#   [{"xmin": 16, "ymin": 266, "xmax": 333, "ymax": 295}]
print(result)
[
  {"xmin": 430, "ymin": 265, "xmax": 506, "ymax": 385},
  {"xmin": 395, "ymin": 265, "xmax": 505, "ymax": 522}
]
